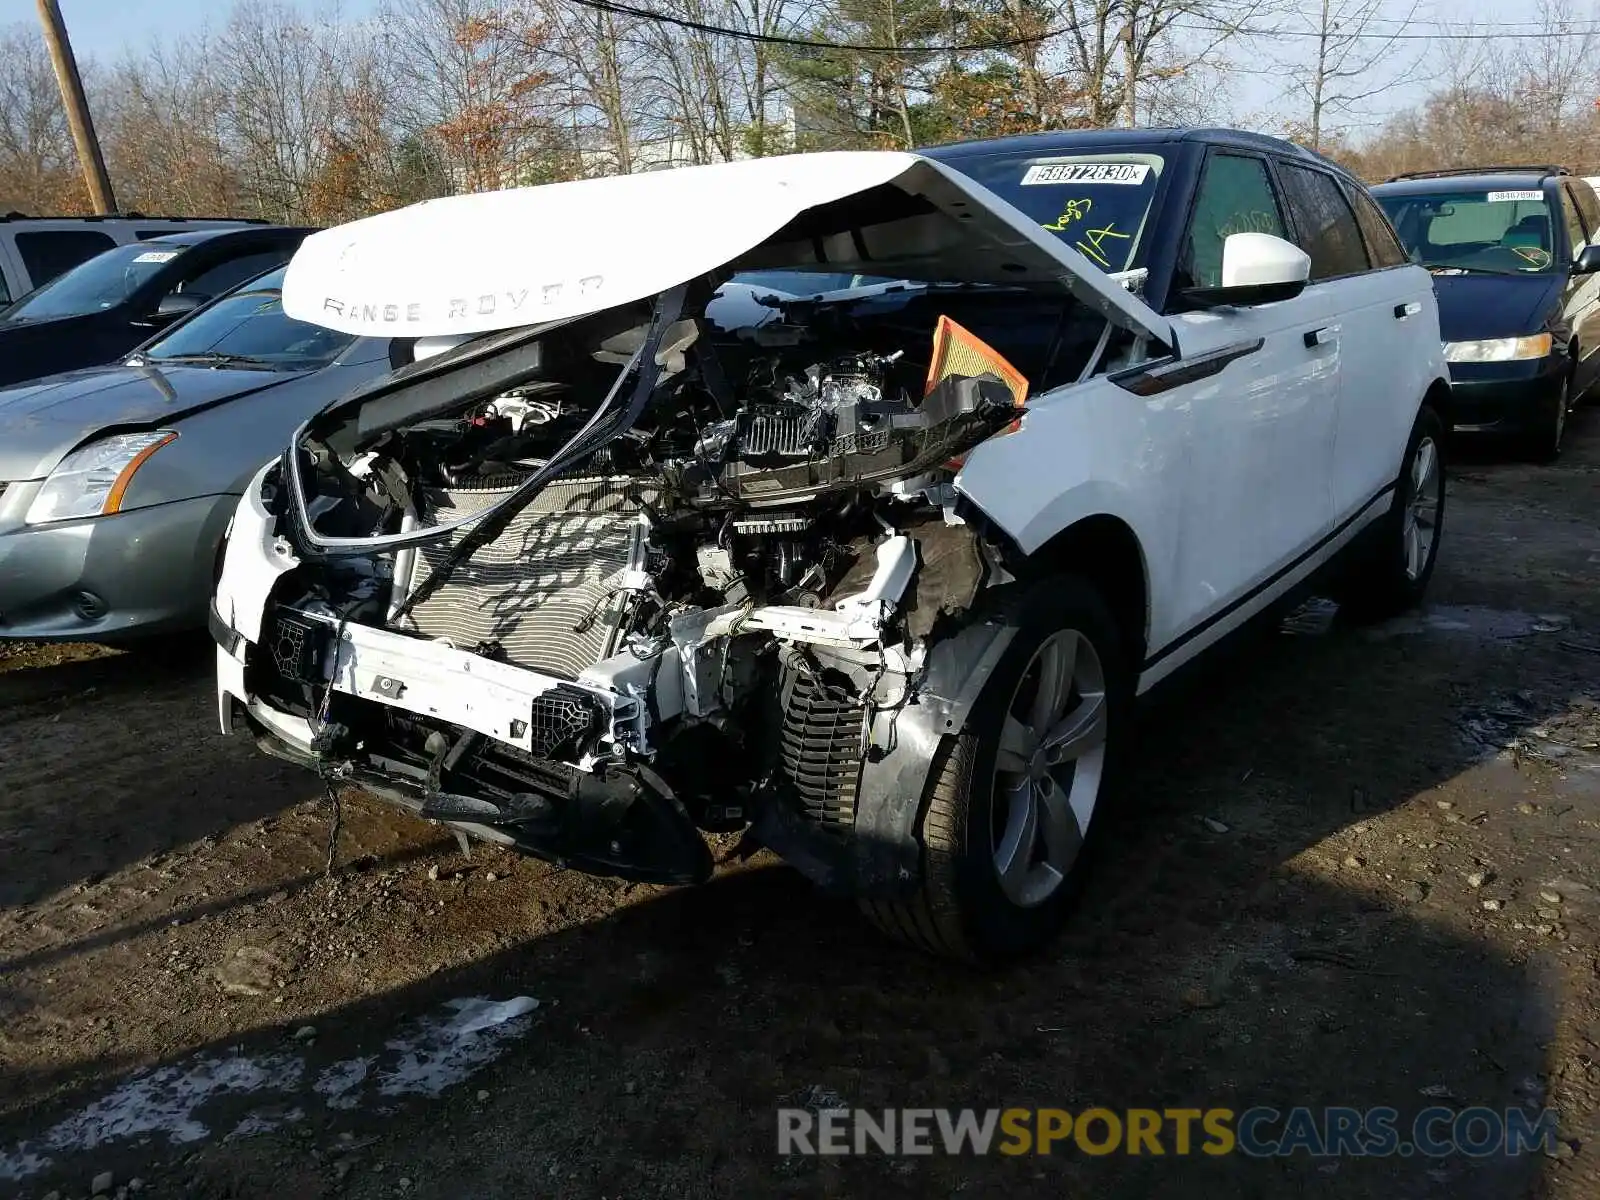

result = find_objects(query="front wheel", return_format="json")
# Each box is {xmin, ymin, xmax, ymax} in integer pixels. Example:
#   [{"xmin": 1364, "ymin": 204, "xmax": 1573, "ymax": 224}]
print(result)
[
  {"xmin": 860, "ymin": 576, "xmax": 1132, "ymax": 964},
  {"xmin": 1334, "ymin": 404, "xmax": 1446, "ymax": 622},
  {"xmin": 1526, "ymin": 374, "xmax": 1570, "ymax": 464}
]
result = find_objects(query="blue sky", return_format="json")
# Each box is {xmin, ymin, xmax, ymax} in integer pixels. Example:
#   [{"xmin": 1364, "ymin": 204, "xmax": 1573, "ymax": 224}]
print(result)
[{"xmin": 37, "ymin": 0, "xmax": 1539, "ymax": 138}]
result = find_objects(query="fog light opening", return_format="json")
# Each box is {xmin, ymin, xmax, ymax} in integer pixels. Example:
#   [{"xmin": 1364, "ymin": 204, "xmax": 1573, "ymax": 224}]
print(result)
[{"xmin": 74, "ymin": 591, "xmax": 108, "ymax": 621}]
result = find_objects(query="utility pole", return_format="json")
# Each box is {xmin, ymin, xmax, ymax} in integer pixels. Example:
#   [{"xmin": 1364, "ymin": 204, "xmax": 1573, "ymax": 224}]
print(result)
[{"xmin": 35, "ymin": 0, "xmax": 117, "ymax": 213}]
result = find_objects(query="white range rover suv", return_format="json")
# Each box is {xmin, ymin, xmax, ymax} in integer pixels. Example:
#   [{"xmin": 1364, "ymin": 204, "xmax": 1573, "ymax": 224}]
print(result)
[{"xmin": 211, "ymin": 129, "xmax": 1448, "ymax": 963}]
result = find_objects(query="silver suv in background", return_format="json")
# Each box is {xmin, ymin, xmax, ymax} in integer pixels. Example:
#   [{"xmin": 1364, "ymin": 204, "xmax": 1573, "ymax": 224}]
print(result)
[{"xmin": 0, "ymin": 213, "xmax": 265, "ymax": 307}]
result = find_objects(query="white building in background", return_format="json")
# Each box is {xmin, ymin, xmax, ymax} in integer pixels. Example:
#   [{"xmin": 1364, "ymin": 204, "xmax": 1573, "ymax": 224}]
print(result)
[
  {"xmin": 576, "ymin": 107, "xmax": 800, "ymax": 175},
  {"xmin": 441, "ymin": 107, "xmax": 811, "ymax": 193}
]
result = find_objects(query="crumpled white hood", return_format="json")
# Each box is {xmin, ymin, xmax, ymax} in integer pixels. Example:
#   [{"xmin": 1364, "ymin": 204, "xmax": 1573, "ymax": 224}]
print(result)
[{"xmin": 281, "ymin": 149, "xmax": 1171, "ymax": 345}]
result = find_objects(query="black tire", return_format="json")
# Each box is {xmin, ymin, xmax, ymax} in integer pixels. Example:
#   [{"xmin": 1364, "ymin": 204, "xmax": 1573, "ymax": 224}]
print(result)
[
  {"xmin": 860, "ymin": 575, "xmax": 1133, "ymax": 964},
  {"xmin": 1525, "ymin": 373, "xmax": 1570, "ymax": 464},
  {"xmin": 1334, "ymin": 404, "xmax": 1446, "ymax": 622}
]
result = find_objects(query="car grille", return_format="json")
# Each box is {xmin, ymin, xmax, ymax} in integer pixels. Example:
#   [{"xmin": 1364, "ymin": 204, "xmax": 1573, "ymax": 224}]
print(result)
[
  {"xmin": 775, "ymin": 670, "xmax": 865, "ymax": 835},
  {"xmin": 400, "ymin": 475, "xmax": 657, "ymax": 679}
]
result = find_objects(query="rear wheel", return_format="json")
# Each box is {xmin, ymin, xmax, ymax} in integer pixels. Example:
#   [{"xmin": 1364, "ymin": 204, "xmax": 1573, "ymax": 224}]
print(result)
[
  {"xmin": 860, "ymin": 576, "xmax": 1132, "ymax": 964},
  {"xmin": 1334, "ymin": 404, "xmax": 1445, "ymax": 622}
]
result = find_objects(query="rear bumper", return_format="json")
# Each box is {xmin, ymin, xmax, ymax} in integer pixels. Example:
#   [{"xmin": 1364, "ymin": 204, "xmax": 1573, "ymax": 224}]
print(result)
[
  {"xmin": 1444, "ymin": 356, "xmax": 1566, "ymax": 435},
  {"xmin": 0, "ymin": 489, "xmax": 233, "ymax": 641}
]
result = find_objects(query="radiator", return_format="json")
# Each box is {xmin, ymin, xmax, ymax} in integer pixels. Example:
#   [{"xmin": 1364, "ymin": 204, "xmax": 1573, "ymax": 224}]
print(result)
[{"xmin": 399, "ymin": 474, "xmax": 652, "ymax": 679}]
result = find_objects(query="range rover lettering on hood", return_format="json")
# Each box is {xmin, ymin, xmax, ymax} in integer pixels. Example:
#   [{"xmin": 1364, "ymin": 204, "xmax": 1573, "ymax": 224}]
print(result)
[
  {"xmin": 279, "ymin": 150, "xmax": 1171, "ymax": 347},
  {"xmin": 319, "ymin": 278, "xmax": 607, "ymax": 327}
]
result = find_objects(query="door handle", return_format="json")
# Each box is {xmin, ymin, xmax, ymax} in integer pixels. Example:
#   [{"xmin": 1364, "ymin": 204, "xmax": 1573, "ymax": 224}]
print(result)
[
  {"xmin": 1394, "ymin": 301, "xmax": 1422, "ymax": 319},
  {"xmin": 1303, "ymin": 327, "xmax": 1335, "ymax": 348}
]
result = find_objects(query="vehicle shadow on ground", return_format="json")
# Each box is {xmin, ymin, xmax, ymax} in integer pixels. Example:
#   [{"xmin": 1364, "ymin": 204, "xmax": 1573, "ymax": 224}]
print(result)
[
  {"xmin": 0, "ymin": 635, "xmax": 322, "ymax": 910},
  {"xmin": 0, "ymin": 609, "xmax": 1581, "ymax": 1199}
]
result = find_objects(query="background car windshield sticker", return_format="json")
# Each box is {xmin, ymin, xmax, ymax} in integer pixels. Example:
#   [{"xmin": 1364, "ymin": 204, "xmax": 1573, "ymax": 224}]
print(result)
[
  {"xmin": 1487, "ymin": 190, "xmax": 1544, "ymax": 202},
  {"xmin": 1021, "ymin": 162, "xmax": 1151, "ymax": 186},
  {"xmin": 132, "ymin": 250, "xmax": 180, "ymax": 263},
  {"xmin": 1512, "ymin": 246, "xmax": 1553, "ymax": 268}
]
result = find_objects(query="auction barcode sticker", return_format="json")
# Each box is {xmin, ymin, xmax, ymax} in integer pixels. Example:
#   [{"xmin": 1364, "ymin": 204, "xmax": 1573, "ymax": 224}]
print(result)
[
  {"xmin": 1487, "ymin": 190, "xmax": 1543, "ymax": 202},
  {"xmin": 1022, "ymin": 162, "xmax": 1150, "ymax": 186}
]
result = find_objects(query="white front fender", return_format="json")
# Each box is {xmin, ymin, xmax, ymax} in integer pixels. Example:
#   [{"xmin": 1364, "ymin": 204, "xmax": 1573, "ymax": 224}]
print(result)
[{"xmin": 214, "ymin": 461, "xmax": 299, "ymax": 647}]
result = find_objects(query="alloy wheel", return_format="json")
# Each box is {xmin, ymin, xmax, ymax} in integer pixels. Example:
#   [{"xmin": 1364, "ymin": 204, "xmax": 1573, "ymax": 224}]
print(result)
[
  {"xmin": 991, "ymin": 629, "xmax": 1108, "ymax": 907},
  {"xmin": 1402, "ymin": 435, "xmax": 1442, "ymax": 583}
]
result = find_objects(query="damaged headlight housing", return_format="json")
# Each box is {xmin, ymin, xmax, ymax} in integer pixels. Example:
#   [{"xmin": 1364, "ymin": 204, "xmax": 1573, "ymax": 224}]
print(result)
[
  {"xmin": 26, "ymin": 430, "xmax": 178, "ymax": 525},
  {"xmin": 1443, "ymin": 334, "xmax": 1553, "ymax": 363}
]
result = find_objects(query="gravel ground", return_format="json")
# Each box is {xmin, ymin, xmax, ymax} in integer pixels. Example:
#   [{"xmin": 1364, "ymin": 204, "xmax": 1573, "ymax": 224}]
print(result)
[{"xmin": 2, "ymin": 414, "xmax": 1600, "ymax": 1199}]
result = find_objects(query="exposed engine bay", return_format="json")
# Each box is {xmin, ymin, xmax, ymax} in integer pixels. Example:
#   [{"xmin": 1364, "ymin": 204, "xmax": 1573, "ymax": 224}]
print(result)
[{"xmin": 220, "ymin": 276, "xmax": 1118, "ymax": 889}]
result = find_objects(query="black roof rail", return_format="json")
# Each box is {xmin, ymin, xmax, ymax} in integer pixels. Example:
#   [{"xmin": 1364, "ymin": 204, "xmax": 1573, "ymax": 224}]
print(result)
[
  {"xmin": 0, "ymin": 212, "xmax": 268, "ymax": 224},
  {"xmin": 1384, "ymin": 164, "xmax": 1572, "ymax": 182}
]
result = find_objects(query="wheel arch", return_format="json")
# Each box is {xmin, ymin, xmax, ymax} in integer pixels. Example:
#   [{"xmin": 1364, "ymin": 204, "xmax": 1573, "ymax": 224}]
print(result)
[
  {"xmin": 1421, "ymin": 374, "xmax": 1452, "ymax": 446},
  {"xmin": 1019, "ymin": 513, "xmax": 1150, "ymax": 672}
]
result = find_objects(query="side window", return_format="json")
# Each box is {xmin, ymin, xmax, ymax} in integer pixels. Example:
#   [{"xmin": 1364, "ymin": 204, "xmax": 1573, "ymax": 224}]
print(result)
[
  {"xmin": 14, "ymin": 230, "xmax": 115, "ymax": 288},
  {"xmin": 1347, "ymin": 185, "xmax": 1408, "ymax": 268},
  {"xmin": 177, "ymin": 251, "xmax": 287, "ymax": 300},
  {"xmin": 1572, "ymin": 181, "xmax": 1600, "ymax": 242},
  {"xmin": 1559, "ymin": 185, "xmax": 1589, "ymax": 256},
  {"xmin": 1277, "ymin": 164, "xmax": 1372, "ymax": 280},
  {"xmin": 1180, "ymin": 152, "xmax": 1288, "ymax": 291}
]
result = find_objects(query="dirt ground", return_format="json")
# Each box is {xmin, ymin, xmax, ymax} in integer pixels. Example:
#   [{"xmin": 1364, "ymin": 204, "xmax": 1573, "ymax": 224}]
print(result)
[{"xmin": 3, "ymin": 416, "xmax": 1600, "ymax": 1200}]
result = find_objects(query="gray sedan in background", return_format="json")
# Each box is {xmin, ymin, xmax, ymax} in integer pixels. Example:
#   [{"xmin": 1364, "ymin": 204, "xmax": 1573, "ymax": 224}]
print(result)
[{"xmin": 0, "ymin": 265, "xmax": 395, "ymax": 642}]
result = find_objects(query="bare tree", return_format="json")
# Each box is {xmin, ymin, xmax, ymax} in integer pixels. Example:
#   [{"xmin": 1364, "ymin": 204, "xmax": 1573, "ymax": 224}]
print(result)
[
  {"xmin": 102, "ymin": 31, "xmax": 242, "ymax": 216},
  {"xmin": 975, "ymin": 0, "xmax": 1272, "ymax": 132},
  {"xmin": 1332, "ymin": 0, "xmax": 1600, "ymax": 181},
  {"xmin": 538, "ymin": 0, "xmax": 653, "ymax": 173},
  {"xmin": 1281, "ymin": 0, "xmax": 1420, "ymax": 151},
  {"xmin": 384, "ymin": 0, "xmax": 570, "ymax": 192},
  {"xmin": 214, "ymin": 0, "xmax": 348, "ymax": 220},
  {"xmin": 723, "ymin": 0, "xmax": 803, "ymax": 156},
  {"xmin": 0, "ymin": 23, "xmax": 85, "ymax": 213}
]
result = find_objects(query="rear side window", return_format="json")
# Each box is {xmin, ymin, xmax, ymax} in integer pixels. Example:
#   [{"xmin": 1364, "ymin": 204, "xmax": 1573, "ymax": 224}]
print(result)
[
  {"xmin": 15, "ymin": 230, "xmax": 115, "ymax": 288},
  {"xmin": 1180, "ymin": 152, "xmax": 1287, "ymax": 290},
  {"xmin": 1277, "ymin": 164, "xmax": 1371, "ymax": 280},
  {"xmin": 179, "ymin": 251, "xmax": 289, "ymax": 300},
  {"xmin": 1346, "ymin": 186, "xmax": 1408, "ymax": 268},
  {"xmin": 1559, "ymin": 184, "xmax": 1589, "ymax": 255}
]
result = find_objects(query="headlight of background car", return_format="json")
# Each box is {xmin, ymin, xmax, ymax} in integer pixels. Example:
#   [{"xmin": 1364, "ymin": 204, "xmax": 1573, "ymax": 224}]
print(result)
[
  {"xmin": 1443, "ymin": 334, "xmax": 1554, "ymax": 363},
  {"xmin": 25, "ymin": 431, "xmax": 178, "ymax": 525}
]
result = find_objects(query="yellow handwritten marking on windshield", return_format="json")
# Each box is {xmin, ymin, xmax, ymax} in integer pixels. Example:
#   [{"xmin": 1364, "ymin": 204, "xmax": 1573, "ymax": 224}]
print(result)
[
  {"xmin": 1042, "ymin": 197, "xmax": 1093, "ymax": 232},
  {"xmin": 1076, "ymin": 223, "xmax": 1132, "ymax": 268}
]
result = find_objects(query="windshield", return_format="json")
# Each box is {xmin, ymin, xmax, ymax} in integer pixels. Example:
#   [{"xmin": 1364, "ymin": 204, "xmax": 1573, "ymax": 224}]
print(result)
[
  {"xmin": 140, "ymin": 267, "xmax": 357, "ymax": 368},
  {"xmin": 5, "ymin": 241, "xmax": 188, "ymax": 320},
  {"xmin": 1376, "ymin": 189, "xmax": 1558, "ymax": 274},
  {"xmin": 947, "ymin": 151, "xmax": 1165, "ymax": 273}
]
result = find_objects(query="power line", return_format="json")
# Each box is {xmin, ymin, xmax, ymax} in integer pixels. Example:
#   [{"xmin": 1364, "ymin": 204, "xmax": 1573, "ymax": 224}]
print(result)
[
  {"xmin": 563, "ymin": 0, "xmax": 1600, "ymax": 50},
  {"xmin": 1186, "ymin": 18, "xmax": 1600, "ymax": 40},
  {"xmin": 561, "ymin": 0, "xmax": 1074, "ymax": 53}
]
